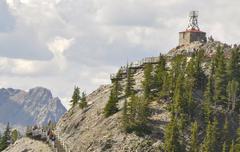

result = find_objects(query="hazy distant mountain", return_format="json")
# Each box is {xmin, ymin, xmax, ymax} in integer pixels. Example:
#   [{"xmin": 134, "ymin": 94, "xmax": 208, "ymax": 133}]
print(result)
[{"xmin": 0, "ymin": 87, "xmax": 66, "ymax": 133}]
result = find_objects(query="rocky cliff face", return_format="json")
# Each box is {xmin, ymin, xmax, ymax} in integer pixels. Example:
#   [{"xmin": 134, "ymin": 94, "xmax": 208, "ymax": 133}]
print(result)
[
  {"xmin": 3, "ymin": 137, "xmax": 52, "ymax": 152},
  {"xmin": 56, "ymin": 76, "xmax": 170, "ymax": 152},
  {"xmin": 55, "ymin": 40, "xmax": 239, "ymax": 152},
  {"xmin": 0, "ymin": 87, "xmax": 66, "ymax": 133}
]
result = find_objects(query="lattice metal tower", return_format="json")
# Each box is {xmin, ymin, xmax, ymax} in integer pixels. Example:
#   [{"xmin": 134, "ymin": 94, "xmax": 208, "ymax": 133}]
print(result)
[{"xmin": 187, "ymin": 11, "xmax": 200, "ymax": 31}]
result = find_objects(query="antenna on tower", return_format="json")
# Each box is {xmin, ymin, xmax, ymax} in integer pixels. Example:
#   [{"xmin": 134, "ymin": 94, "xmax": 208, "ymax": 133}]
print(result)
[{"xmin": 187, "ymin": 11, "xmax": 200, "ymax": 31}]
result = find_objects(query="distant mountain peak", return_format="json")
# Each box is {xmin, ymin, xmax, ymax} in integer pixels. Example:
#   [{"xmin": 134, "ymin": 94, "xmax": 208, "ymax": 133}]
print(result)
[{"xmin": 0, "ymin": 87, "xmax": 66, "ymax": 133}]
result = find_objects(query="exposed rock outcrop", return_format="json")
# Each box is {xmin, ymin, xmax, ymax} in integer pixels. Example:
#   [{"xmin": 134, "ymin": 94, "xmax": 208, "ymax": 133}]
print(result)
[
  {"xmin": 0, "ymin": 87, "xmax": 66, "ymax": 133},
  {"xmin": 3, "ymin": 137, "xmax": 52, "ymax": 152}
]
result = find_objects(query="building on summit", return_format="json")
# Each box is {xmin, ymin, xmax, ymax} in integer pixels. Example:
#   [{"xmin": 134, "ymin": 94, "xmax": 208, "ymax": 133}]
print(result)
[{"xmin": 179, "ymin": 11, "xmax": 207, "ymax": 46}]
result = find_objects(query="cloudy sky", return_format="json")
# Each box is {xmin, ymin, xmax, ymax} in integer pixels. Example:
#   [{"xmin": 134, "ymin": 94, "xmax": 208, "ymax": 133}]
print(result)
[{"xmin": 0, "ymin": 0, "xmax": 240, "ymax": 109}]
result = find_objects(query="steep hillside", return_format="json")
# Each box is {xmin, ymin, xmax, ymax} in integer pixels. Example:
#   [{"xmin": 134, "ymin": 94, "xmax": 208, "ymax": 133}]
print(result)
[
  {"xmin": 0, "ymin": 87, "xmax": 66, "ymax": 133},
  {"xmin": 56, "ymin": 76, "xmax": 170, "ymax": 151},
  {"xmin": 55, "ymin": 40, "xmax": 240, "ymax": 152},
  {"xmin": 3, "ymin": 137, "xmax": 52, "ymax": 152}
]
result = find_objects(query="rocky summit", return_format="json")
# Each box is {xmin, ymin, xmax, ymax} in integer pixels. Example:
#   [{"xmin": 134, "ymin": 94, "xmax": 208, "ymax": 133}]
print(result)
[{"xmin": 0, "ymin": 87, "xmax": 66, "ymax": 133}]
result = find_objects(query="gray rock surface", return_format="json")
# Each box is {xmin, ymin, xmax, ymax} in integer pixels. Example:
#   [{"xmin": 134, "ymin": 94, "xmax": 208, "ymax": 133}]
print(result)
[
  {"xmin": 3, "ymin": 137, "xmax": 52, "ymax": 152},
  {"xmin": 0, "ymin": 87, "xmax": 66, "ymax": 133}
]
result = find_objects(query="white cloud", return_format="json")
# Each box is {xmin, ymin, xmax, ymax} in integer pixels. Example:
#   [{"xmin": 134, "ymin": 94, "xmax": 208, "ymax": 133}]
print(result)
[{"xmin": 1, "ymin": 0, "xmax": 240, "ymax": 109}]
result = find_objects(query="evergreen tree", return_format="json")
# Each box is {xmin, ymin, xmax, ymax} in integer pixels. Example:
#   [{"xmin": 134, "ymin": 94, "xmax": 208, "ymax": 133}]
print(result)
[
  {"xmin": 201, "ymin": 118, "xmax": 218, "ymax": 152},
  {"xmin": 222, "ymin": 117, "xmax": 230, "ymax": 151},
  {"xmin": 229, "ymin": 140, "xmax": 235, "ymax": 152},
  {"xmin": 104, "ymin": 74, "xmax": 122, "ymax": 117},
  {"xmin": 202, "ymin": 62, "xmax": 214, "ymax": 124},
  {"xmin": 213, "ymin": 47, "xmax": 227, "ymax": 105},
  {"xmin": 227, "ymin": 47, "xmax": 240, "ymax": 82},
  {"xmin": 153, "ymin": 54, "xmax": 167, "ymax": 96},
  {"xmin": 227, "ymin": 80, "xmax": 239, "ymax": 111},
  {"xmin": 70, "ymin": 86, "xmax": 81, "ymax": 108},
  {"xmin": 0, "ymin": 123, "xmax": 11, "ymax": 151},
  {"xmin": 194, "ymin": 50, "xmax": 207, "ymax": 91},
  {"xmin": 11, "ymin": 129, "xmax": 18, "ymax": 143},
  {"xmin": 142, "ymin": 63, "xmax": 153, "ymax": 100},
  {"xmin": 173, "ymin": 73, "xmax": 187, "ymax": 116},
  {"xmin": 79, "ymin": 92, "xmax": 87, "ymax": 109},
  {"xmin": 164, "ymin": 117, "xmax": 184, "ymax": 152},
  {"xmin": 235, "ymin": 128, "xmax": 240, "ymax": 152},
  {"xmin": 123, "ymin": 95, "xmax": 149, "ymax": 134},
  {"xmin": 125, "ymin": 67, "xmax": 135, "ymax": 97},
  {"xmin": 104, "ymin": 89, "xmax": 118, "ymax": 117},
  {"xmin": 122, "ymin": 99, "xmax": 129, "ymax": 131},
  {"xmin": 189, "ymin": 121, "xmax": 199, "ymax": 152},
  {"xmin": 169, "ymin": 55, "xmax": 187, "ymax": 97},
  {"xmin": 222, "ymin": 142, "xmax": 227, "ymax": 152}
]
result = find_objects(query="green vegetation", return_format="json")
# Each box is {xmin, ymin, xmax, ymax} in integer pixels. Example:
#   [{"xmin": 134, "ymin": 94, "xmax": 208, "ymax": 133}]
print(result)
[
  {"xmin": 0, "ymin": 123, "xmax": 14, "ymax": 151},
  {"xmin": 104, "ymin": 46, "xmax": 240, "ymax": 151},
  {"xmin": 70, "ymin": 86, "xmax": 88, "ymax": 109}
]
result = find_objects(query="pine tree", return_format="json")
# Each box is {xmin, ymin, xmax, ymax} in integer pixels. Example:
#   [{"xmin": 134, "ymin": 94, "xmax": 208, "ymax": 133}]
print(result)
[
  {"xmin": 227, "ymin": 80, "xmax": 239, "ymax": 112},
  {"xmin": 189, "ymin": 121, "xmax": 199, "ymax": 152},
  {"xmin": 229, "ymin": 140, "xmax": 235, "ymax": 152},
  {"xmin": 227, "ymin": 47, "xmax": 240, "ymax": 82},
  {"xmin": 123, "ymin": 95, "xmax": 149, "ymax": 134},
  {"xmin": 164, "ymin": 117, "xmax": 184, "ymax": 152},
  {"xmin": 104, "ymin": 89, "xmax": 118, "ymax": 117},
  {"xmin": 222, "ymin": 142, "xmax": 227, "ymax": 152},
  {"xmin": 169, "ymin": 55, "xmax": 187, "ymax": 96},
  {"xmin": 11, "ymin": 129, "xmax": 18, "ymax": 143},
  {"xmin": 0, "ymin": 123, "xmax": 11, "ymax": 151},
  {"xmin": 222, "ymin": 117, "xmax": 230, "ymax": 151},
  {"xmin": 125, "ymin": 67, "xmax": 135, "ymax": 97},
  {"xmin": 104, "ymin": 75, "xmax": 122, "ymax": 117},
  {"xmin": 122, "ymin": 99, "xmax": 129, "ymax": 131},
  {"xmin": 235, "ymin": 128, "xmax": 240, "ymax": 152},
  {"xmin": 201, "ymin": 118, "xmax": 218, "ymax": 152},
  {"xmin": 213, "ymin": 47, "xmax": 227, "ymax": 105},
  {"xmin": 142, "ymin": 63, "xmax": 153, "ymax": 100},
  {"xmin": 70, "ymin": 86, "xmax": 81, "ymax": 108},
  {"xmin": 194, "ymin": 50, "xmax": 207, "ymax": 91},
  {"xmin": 173, "ymin": 73, "xmax": 187, "ymax": 116},
  {"xmin": 153, "ymin": 54, "xmax": 167, "ymax": 96},
  {"xmin": 79, "ymin": 92, "xmax": 87, "ymax": 109}
]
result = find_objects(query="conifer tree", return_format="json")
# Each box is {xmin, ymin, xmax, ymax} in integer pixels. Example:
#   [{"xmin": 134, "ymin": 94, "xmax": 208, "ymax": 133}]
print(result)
[
  {"xmin": 154, "ymin": 54, "xmax": 167, "ymax": 95},
  {"xmin": 222, "ymin": 118, "xmax": 230, "ymax": 151},
  {"xmin": 194, "ymin": 50, "xmax": 207, "ymax": 91},
  {"xmin": 189, "ymin": 121, "xmax": 199, "ymax": 152},
  {"xmin": 229, "ymin": 140, "xmax": 235, "ymax": 152},
  {"xmin": 222, "ymin": 142, "xmax": 227, "ymax": 152},
  {"xmin": 169, "ymin": 55, "xmax": 187, "ymax": 95},
  {"xmin": 11, "ymin": 129, "xmax": 18, "ymax": 143},
  {"xmin": 79, "ymin": 92, "xmax": 87, "ymax": 109},
  {"xmin": 227, "ymin": 47, "xmax": 240, "ymax": 82},
  {"xmin": 173, "ymin": 73, "xmax": 187, "ymax": 116},
  {"xmin": 235, "ymin": 128, "xmax": 240, "ymax": 152},
  {"xmin": 227, "ymin": 80, "xmax": 239, "ymax": 111},
  {"xmin": 125, "ymin": 67, "xmax": 135, "ymax": 97},
  {"xmin": 122, "ymin": 99, "xmax": 129, "ymax": 131},
  {"xmin": 104, "ymin": 73, "xmax": 122, "ymax": 117},
  {"xmin": 104, "ymin": 89, "xmax": 118, "ymax": 117},
  {"xmin": 201, "ymin": 118, "xmax": 218, "ymax": 152},
  {"xmin": 202, "ymin": 62, "xmax": 214, "ymax": 124},
  {"xmin": 185, "ymin": 58, "xmax": 196, "ymax": 117},
  {"xmin": 142, "ymin": 63, "xmax": 153, "ymax": 100},
  {"xmin": 70, "ymin": 86, "xmax": 81, "ymax": 108},
  {"xmin": 0, "ymin": 123, "xmax": 11, "ymax": 151},
  {"xmin": 164, "ymin": 117, "xmax": 184, "ymax": 152},
  {"xmin": 213, "ymin": 47, "xmax": 227, "ymax": 105},
  {"xmin": 123, "ymin": 95, "xmax": 149, "ymax": 134}
]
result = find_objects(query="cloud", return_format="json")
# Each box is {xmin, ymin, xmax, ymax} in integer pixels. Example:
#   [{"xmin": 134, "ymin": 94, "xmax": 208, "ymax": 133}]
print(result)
[
  {"xmin": 0, "ymin": 0, "xmax": 15, "ymax": 32},
  {"xmin": 0, "ymin": 0, "xmax": 240, "ymax": 109}
]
